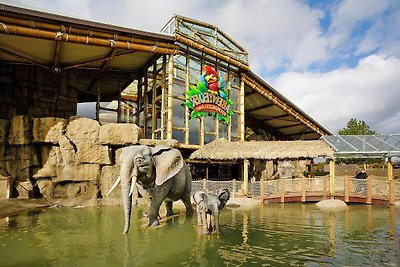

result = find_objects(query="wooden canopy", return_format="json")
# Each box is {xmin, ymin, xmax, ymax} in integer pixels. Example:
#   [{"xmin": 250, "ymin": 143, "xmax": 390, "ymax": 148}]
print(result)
[
  {"xmin": 190, "ymin": 138, "xmax": 334, "ymax": 160},
  {"xmin": 0, "ymin": 3, "xmax": 176, "ymax": 103}
]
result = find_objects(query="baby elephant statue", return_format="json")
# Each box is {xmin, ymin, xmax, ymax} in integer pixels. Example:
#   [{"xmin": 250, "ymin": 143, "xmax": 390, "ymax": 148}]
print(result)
[
  {"xmin": 193, "ymin": 189, "xmax": 230, "ymax": 236},
  {"xmin": 107, "ymin": 145, "xmax": 194, "ymax": 234}
]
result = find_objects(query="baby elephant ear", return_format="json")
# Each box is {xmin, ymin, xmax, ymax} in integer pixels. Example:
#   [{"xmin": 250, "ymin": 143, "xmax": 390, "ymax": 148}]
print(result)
[
  {"xmin": 151, "ymin": 147, "xmax": 184, "ymax": 186},
  {"xmin": 218, "ymin": 189, "xmax": 230, "ymax": 209}
]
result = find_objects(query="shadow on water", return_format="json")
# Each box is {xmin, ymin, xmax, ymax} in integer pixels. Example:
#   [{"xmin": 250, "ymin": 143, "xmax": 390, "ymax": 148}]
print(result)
[{"xmin": 0, "ymin": 203, "xmax": 399, "ymax": 266}]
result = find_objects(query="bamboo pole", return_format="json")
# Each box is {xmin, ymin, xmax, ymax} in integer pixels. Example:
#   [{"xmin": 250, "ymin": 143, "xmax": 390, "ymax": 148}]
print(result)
[
  {"xmin": 161, "ymin": 55, "xmax": 167, "ymax": 139},
  {"xmin": 242, "ymin": 75, "xmax": 326, "ymax": 136},
  {"xmin": 143, "ymin": 69, "xmax": 149, "ymax": 138},
  {"xmin": 184, "ymin": 50, "xmax": 190, "ymax": 144},
  {"xmin": 96, "ymin": 81, "xmax": 100, "ymax": 121},
  {"xmin": 389, "ymin": 178, "xmax": 395, "ymax": 205},
  {"xmin": 117, "ymin": 81, "xmax": 121, "ymax": 123},
  {"xmin": 239, "ymin": 76, "xmax": 245, "ymax": 141},
  {"xmin": 0, "ymin": 22, "xmax": 177, "ymax": 55},
  {"xmin": 175, "ymin": 34, "xmax": 249, "ymax": 71},
  {"xmin": 301, "ymin": 176, "xmax": 306, "ymax": 202},
  {"xmin": 167, "ymin": 55, "xmax": 174, "ymax": 139},
  {"xmin": 227, "ymin": 70, "xmax": 232, "ymax": 141},
  {"xmin": 329, "ymin": 159, "xmax": 335, "ymax": 199},
  {"xmin": 151, "ymin": 61, "xmax": 157, "ymax": 139},
  {"xmin": 0, "ymin": 15, "xmax": 176, "ymax": 49},
  {"xmin": 260, "ymin": 171, "xmax": 265, "ymax": 203},
  {"xmin": 136, "ymin": 76, "xmax": 142, "ymax": 126},
  {"xmin": 243, "ymin": 159, "xmax": 249, "ymax": 196}
]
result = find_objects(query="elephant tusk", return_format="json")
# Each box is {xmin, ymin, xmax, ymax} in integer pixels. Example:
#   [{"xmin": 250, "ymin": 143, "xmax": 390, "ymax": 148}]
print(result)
[
  {"xmin": 129, "ymin": 175, "xmax": 137, "ymax": 197},
  {"xmin": 106, "ymin": 176, "xmax": 121, "ymax": 196}
]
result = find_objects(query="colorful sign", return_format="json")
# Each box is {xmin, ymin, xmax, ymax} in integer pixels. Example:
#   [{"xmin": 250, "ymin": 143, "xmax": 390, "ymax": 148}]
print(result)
[{"xmin": 185, "ymin": 66, "xmax": 233, "ymax": 123}]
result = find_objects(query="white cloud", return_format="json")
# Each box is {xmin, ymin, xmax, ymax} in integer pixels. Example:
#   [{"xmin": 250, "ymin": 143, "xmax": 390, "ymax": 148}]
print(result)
[{"xmin": 274, "ymin": 55, "xmax": 400, "ymax": 133}]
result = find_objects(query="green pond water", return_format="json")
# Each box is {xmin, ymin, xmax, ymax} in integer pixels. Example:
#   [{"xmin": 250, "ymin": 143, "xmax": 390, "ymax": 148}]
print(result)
[{"xmin": 0, "ymin": 203, "xmax": 399, "ymax": 266}]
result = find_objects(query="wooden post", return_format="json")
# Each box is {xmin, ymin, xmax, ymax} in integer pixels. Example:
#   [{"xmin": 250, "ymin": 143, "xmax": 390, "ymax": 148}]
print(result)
[
  {"xmin": 202, "ymin": 178, "xmax": 207, "ymax": 193},
  {"xmin": 136, "ymin": 76, "xmax": 142, "ymax": 126},
  {"xmin": 239, "ymin": 76, "xmax": 245, "ymax": 141},
  {"xmin": 344, "ymin": 176, "xmax": 350, "ymax": 202},
  {"xmin": 167, "ymin": 54, "xmax": 174, "ymax": 139},
  {"xmin": 280, "ymin": 176, "xmax": 285, "ymax": 203},
  {"xmin": 329, "ymin": 159, "xmax": 335, "ymax": 199},
  {"xmin": 388, "ymin": 157, "xmax": 393, "ymax": 180},
  {"xmin": 260, "ymin": 171, "xmax": 265, "ymax": 203},
  {"xmin": 388, "ymin": 157, "xmax": 394, "ymax": 205},
  {"xmin": 161, "ymin": 55, "xmax": 167, "ymax": 139},
  {"xmin": 227, "ymin": 70, "xmax": 232, "ymax": 141},
  {"xmin": 184, "ymin": 51, "xmax": 190, "ymax": 144},
  {"xmin": 310, "ymin": 158, "xmax": 315, "ymax": 178},
  {"xmin": 96, "ymin": 80, "xmax": 100, "ymax": 122},
  {"xmin": 243, "ymin": 159, "xmax": 249, "ymax": 196},
  {"xmin": 232, "ymin": 179, "xmax": 236, "ymax": 198},
  {"xmin": 117, "ymin": 81, "xmax": 121, "ymax": 123},
  {"xmin": 389, "ymin": 178, "xmax": 395, "ymax": 205},
  {"xmin": 323, "ymin": 175, "xmax": 328, "ymax": 199},
  {"xmin": 301, "ymin": 175, "xmax": 306, "ymax": 202},
  {"xmin": 151, "ymin": 61, "xmax": 157, "ymax": 139},
  {"xmin": 366, "ymin": 177, "xmax": 372, "ymax": 204},
  {"xmin": 143, "ymin": 69, "xmax": 149, "ymax": 137}
]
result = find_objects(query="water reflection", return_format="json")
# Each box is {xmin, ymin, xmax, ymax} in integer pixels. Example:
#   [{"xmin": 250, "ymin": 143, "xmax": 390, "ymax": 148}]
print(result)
[{"xmin": 0, "ymin": 203, "xmax": 399, "ymax": 266}]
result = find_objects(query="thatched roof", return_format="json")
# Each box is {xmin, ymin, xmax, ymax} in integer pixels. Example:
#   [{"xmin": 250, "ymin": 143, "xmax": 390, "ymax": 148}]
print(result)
[{"xmin": 190, "ymin": 139, "xmax": 334, "ymax": 160}]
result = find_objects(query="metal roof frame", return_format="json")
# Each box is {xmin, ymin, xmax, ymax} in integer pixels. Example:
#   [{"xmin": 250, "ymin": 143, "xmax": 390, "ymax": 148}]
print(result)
[{"xmin": 321, "ymin": 134, "xmax": 400, "ymax": 158}]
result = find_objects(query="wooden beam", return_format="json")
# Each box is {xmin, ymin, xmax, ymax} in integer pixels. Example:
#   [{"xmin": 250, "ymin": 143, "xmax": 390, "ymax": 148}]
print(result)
[
  {"xmin": 0, "ymin": 47, "xmax": 48, "ymax": 69},
  {"xmin": 64, "ymin": 50, "xmax": 136, "ymax": 70},
  {"xmin": 0, "ymin": 22, "xmax": 178, "ymax": 54},
  {"xmin": 52, "ymin": 40, "xmax": 62, "ymax": 71},
  {"xmin": 329, "ymin": 159, "xmax": 335, "ymax": 199},
  {"xmin": 245, "ymin": 103, "xmax": 274, "ymax": 113}
]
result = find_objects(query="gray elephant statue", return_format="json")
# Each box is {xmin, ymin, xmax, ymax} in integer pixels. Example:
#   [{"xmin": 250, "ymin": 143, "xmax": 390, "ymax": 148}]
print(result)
[
  {"xmin": 193, "ymin": 189, "xmax": 230, "ymax": 236},
  {"xmin": 108, "ymin": 145, "xmax": 194, "ymax": 234}
]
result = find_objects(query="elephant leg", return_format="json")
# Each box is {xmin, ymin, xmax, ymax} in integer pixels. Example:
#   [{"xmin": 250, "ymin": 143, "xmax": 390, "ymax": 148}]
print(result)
[
  {"xmin": 196, "ymin": 208, "xmax": 203, "ymax": 225},
  {"xmin": 165, "ymin": 201, "xmax": 174, "ymax": 217},
  {"xmin": 201, "ymin": 211, "xmax": 209, "ymax": 234},
  {"xmin": 181, "ymin": 193, "xmax": 194, "ymax": 216},
  {"xmin": 147, "ymin": 183, "xmax": 172, "ymax": 227}
]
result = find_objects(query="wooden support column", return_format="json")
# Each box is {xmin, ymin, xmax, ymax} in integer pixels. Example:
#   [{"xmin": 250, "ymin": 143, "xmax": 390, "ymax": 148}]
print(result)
[
  {"xmin": 243, "ymin": 159, "xmax": 249, "ymax": 196},
  {"xmin": 387, "ymin": 157, "xmax": 395, "ymax": 205},
  {"xmin": 301, "ymin": 176, "xmax": 306, "ymax": 202},
  {"xmin": 136, "ymin": 76, "xmax": 143, "ymax": 126},
  {"xmin": 96, "ymin": 81, "xmax": 100, "ymax": 121},
  {"xmin": 239, "ymin": 76, "xmax": 245, "ymax": 141},
  {"xmin": 227, "ymin": 70, "xmax": 232, "ymax": 141},
  {"xmin": 310, "ymin": 159, "xmax": 315, "ymax": 178},
  {"xmin": 260, "ymin": 170, "xmax": 265, "ymax": 203},
  {"xmin": 184, "ymin": 51, "xmax": 190, "ymax": 144},
  {"xmin": 151, "ymin": 61, "xmax": 157, "ymax": 139},
  {"xmin": 161, "ymin": 55, "xmax": 167, "ymax": 139},
  {"xmin": 367, "ymin": 177, "xmax": 372, "ymax": 204},
  {"xmin": 167, "ymin": 55, "xmax": 174, "ymax": 139},
  {"xmin": 280, "ymin": 176, "xmax": 285, "ymax": 203},
  {"xmin": 344, "ymin": 176, "xmax": 350, "ymax": 202},
  {"xmin": 323, "ymin": 175, "xmax": 328, "ymax": 199},
  {"xmin": 329, "ymin": 159, "xmax": 335, "ymax": 199}
]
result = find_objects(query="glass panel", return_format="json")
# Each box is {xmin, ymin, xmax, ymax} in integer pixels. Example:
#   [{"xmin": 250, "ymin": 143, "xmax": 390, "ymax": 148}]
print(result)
[
  {"xmin": 230, "ymin": 87, "xmax": 239, "ymax": 111},
  {"xmin": 173, "ymin": 130, "xmax": 184, "ymax": 143},
  {"xmin": 204, "ymin": 133, "xmax": 215, "ymax": 144},
  {"xmin": 231, "ymin": 113, "xmax": 238, "ymax": 139},
  {"xmin": 172, "ymin": 98, "xmax": 184, "ymax": 128},
  {"xmin": 189, "ymin": 118, "xmax": 200, "ymax": 145},
  {"xmin": 219, "ymin": 122, "xmax": 228, "ymax": 139},
  {"xmin": 204, "ymin": 116, "xmax": 214, "ymax": 133}
]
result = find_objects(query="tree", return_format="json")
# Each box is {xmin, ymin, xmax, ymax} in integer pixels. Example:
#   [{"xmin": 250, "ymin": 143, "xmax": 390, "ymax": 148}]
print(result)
[{"xmin": 337, "ymin": 118, "xmax": 377, "ymax": 135}]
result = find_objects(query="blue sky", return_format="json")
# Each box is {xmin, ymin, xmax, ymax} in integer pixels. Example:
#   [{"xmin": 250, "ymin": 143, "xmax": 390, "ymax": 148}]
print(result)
[{"xmin": 3, "ymin": 0, "xmax": 400, "ymax": 134}]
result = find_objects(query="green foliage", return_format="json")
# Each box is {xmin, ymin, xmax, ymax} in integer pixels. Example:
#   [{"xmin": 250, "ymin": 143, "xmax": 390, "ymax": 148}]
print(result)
[{"xmin": 337, "ymin": 118, "xmax": 377, "ymax": 135}]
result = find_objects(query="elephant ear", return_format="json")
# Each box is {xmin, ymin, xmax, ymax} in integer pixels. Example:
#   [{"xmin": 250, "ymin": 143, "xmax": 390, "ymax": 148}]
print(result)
[
  {"xmin": 151, "ymin": 146, "xmax": 184, "ymax": 186},
  {"xmin": 218, "ymin": 189, "xmax": 230, "ymax": 209}
]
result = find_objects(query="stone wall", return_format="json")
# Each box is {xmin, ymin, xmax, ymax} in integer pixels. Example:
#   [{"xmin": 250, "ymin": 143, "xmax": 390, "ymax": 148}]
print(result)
[
  {"xmin": 0, "ymin": 65, "xmax": 77, "ymax": 120},
  {"xmin": 0, "ymin": 115, "xmax": 143, "ymax": 206}
]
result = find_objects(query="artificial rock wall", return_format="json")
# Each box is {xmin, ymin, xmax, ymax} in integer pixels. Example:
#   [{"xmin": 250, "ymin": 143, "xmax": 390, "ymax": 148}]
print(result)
[
  {"xmin": 0, "ymin": 65, "xmax": 77, "ymax": 120},
  {"xmin": 0, "ymin": 115, "xmax": 143, "ymax": 206}
]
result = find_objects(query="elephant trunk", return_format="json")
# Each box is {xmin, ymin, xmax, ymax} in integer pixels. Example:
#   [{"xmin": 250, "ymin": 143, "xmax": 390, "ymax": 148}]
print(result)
[{"xmin": 121, "ymin": 164, "xmax": 138, "ymax": 234}]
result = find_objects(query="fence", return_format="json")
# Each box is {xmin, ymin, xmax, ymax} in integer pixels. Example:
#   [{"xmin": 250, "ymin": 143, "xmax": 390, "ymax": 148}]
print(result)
[{"xmin": 192, "ymin": 176, "xmax": 400, "ymax": 204}]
